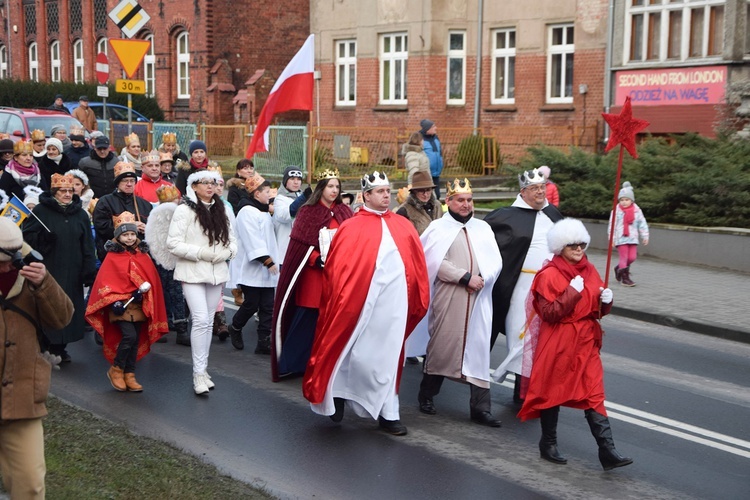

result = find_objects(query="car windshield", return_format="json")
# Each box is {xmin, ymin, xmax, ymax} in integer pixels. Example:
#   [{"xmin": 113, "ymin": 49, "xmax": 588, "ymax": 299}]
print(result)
[{"xmin": 25, "ymin": 116, "xmax": 86, "ymax": 136}]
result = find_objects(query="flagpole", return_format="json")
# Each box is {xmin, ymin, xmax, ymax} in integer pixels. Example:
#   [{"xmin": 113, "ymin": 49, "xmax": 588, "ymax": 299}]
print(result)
[
  {"xmin": 603, "ymin": 145, "xmax": 624, "ymax": 288},
  {"xmin": 12, "ymin": 194, "xmax": 52, "ymax": 233},
  {"xmin": 307, "ymin": 110, "xmax": 314, "ymax": 184}
]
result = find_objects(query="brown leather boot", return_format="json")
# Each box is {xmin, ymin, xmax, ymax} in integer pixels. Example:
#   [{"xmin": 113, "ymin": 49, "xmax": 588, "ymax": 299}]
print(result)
[
  {"xmin": 621, "ymin": 267, "xmax": 636, "ymax": 287},
  {"xmin": 124, "ymin": 372, "xmax": 143, "ymax": 392},
  {"xmin": 231, "ymin": 287, "xmax": 244, "ymax": 306},
  {"xmin": 107, "ymin": 366, "xmax": 126, "ymax": 392}
]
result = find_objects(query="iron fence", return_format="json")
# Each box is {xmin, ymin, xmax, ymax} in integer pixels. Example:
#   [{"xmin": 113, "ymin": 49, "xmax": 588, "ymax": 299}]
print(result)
[
  {"xmin": 152, "ymin": 122, "xmax": 197, "ymax": 153},
  {"xmin": 200, "ymin": 124, "xmax": 249, "ymax": 157},
  {"xmin": 250, "ymin": 125, "xmax": 308, "ymax": 180}
]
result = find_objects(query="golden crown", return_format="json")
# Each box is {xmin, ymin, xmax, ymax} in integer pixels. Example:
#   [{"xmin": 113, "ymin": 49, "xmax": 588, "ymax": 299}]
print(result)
[
  {"xmin": 159, "ymin": 151, "xmax": 174, "ymax": 164},
  {"xmin": 162, "ymin": 132, "xmax": 177, "ymax": 144},
  {"xmin": 51, "ymin": 173, "xmax": 75, "ymax": 189},
  {"xmin": 13, "ymin": 140, "xmax": 33, "ymax": 155},
  {"xmin": 114, "ymin": 161, "xmax": 136, "ymax": 178},
  {"xmin": 141, "ymin": 149, "xmax": 161, "ymax": 164},
  {"xmin": 445, "ymin": 178, "xmax": 472, "ymax": 198},
  {"xmin": 314, "ymin": 168, "xmax": 339, "ymax": 181},
  {"xmin": 112, "ymin": 211, "xmax": 137, "ymax": 229},
  {"xmin": 244, "ymin": 173, "xmax": 266, "ymax": 193},
  {"xmin": 156, "ymin": 184, "xmax": 181, "ymax": 203},
  {"xmin": 207, "ymin": 160, "xmax": 223, "ymax": 177},
  {"xmin": 30, "ymin": 129, "xmax": 46, "ymax": 142},
  {"xmin": 69, "ymin": 125, "xmax": 85, "ymax": 137},
  {"xmin": 124, "ymin": 133, "xmax": 140, "ymax": 146}
]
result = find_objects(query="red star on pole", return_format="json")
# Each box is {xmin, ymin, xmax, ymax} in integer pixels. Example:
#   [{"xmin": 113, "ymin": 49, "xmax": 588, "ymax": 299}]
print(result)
[{"xmin": 602, "ymin": 96, "xmax": 650, "ymax": 158}]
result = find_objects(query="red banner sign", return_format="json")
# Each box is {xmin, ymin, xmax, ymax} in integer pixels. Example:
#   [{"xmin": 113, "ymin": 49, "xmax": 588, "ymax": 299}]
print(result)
[{"xmin": 614, "ymin": 65, "xmax": 726, "ymax": 106}]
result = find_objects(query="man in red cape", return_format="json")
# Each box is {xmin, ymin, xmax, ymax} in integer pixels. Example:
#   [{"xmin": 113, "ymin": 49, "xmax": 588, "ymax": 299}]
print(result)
[{"xmin": 302, "ymin": 171, "xmax": 429, "ymax": 436}]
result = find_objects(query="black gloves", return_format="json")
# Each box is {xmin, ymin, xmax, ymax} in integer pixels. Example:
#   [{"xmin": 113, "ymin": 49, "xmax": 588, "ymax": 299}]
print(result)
[
  {"xmin": 304, "ymin": 186, "xmax": 313, "ymax": 198},
  {"xmin": 315, "ymin": 256, "xmax": 325, "ymax": 269},
  {"xmin": 111, "ymin": 301, "xmax": 125, "ymax": 316}
]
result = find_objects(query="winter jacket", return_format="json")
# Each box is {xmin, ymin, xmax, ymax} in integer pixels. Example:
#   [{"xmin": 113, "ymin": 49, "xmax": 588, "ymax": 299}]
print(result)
[
  {"xmin": 227, "ymin": 177, "xmax": 252, "ymax": 215},
  {"xmin": 37, "ymin": 154, "xmax": 72, "ymax": 189},
  {"xmin": 65, "ymin": 144, "xmax": 91, "ymax": 169},
  {"xmin": 403, "ymin": 144, "xmax": 431, "ymax": 185},
  {"xmin": 72, "ymin": 105, "xmax": 98, "ymax": 131},
  {"xmin": 421, "ymin": 133, "xmax": 444, "ymax": 177},
  {"xmin": 608, "ymin": 203, "xmax": 649, "ymax": 246},
  {"xmin": 272, "ymin": 185, "xmax": 303, "ymax": 264},
  {"xmin": 0, "ymin": 253, "xmax": 73, "ymax": 421},
  {"xmin": 167, "ymin": 197, "xmax": 237, "ymax": 285},
  {"xmin": 78, "ymin": 150, "xmax": 119, "ymax": 199},
  {"xmin": 93, "ymin": 189, "xmax": 152, "ymax": 260}
]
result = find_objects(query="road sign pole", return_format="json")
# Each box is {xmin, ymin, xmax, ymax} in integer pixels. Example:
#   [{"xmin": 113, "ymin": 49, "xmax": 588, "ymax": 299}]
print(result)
[{"xmin": 128, "ymin": 93, "xmax": 133, "ymax": 135}]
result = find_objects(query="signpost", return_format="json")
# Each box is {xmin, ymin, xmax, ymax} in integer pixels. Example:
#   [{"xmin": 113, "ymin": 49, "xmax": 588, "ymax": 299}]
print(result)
[
  {"xmin": 115, "ymin": 79, "xmax": 146, "ymax": 95},
  {"xmin": 96, "ymin": 52, "xmax": 109, "ymax": 120}
]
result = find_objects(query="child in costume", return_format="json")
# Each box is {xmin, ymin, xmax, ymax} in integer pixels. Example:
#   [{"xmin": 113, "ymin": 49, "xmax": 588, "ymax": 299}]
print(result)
[
  {"xmin": 86, "ymin": 211, "xmax": 168, "ymax": 391},
  {"xmin": 607, "ymin": 181, "xmax": 649, "ymax": 287}
]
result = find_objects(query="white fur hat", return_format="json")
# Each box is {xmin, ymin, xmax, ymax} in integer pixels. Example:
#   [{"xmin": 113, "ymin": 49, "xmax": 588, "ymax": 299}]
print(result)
[
  {"xmin": 538, "ymin": 165, "xmax": 551, "ymax": 179},
  {"xmin": 65, "ymin": 169, "xmax": 89, "ymax": 186},
  {"xmin": 547, "ymin": 218, "xmax": 591, "ymax": 255},
  {"xmin": 185, "ymin": 170, "xmax": 222, "ymax": 202},
  {"xmin": 23, "ymin": 185, "xmax": 43, "ymax": 206}
]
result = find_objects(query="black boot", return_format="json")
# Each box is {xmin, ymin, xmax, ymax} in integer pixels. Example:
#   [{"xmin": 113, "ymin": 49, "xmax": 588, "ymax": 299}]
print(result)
[
  {"xmin": 539, "ymin": 407, "xmax": 567, "ymax": 464},
  {"xmin": 255, "ymin": 334, "xmax": 271, "ymax": 355},
  {"xmin": 214, "ymin": 311, "xmax": 229, "ymax": 341},
  {"xmin": 620, "ymin": 267, "xmax": 636, "ymax": 287},
  {"xmin": 228, "ymin": 324, "xmax": 244, "ymax": 350},
  {"xmin": 614, "ymin": 265, "xmax": 622, "ymax": 282},
  {"xmin": 175, "ymin": 321, "xmax": 191, "ymax": 346},
  {"xmin": 585, "ymin": 409, "xmax": 633, "ymax": 470},
  {"xmin": 513, "ymin": 376, "xmax": 525, "ymax": 404}
]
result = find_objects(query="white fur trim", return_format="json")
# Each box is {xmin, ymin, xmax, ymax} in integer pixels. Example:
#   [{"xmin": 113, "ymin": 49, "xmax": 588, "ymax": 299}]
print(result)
[
  {"xmin": 547, "ymin": 218, "xmax": 591, "ymax": 255},
  {"xmin": 0, "ymin": 189, "xmax": 8, "ymax": 210},
  {"xmin": 65, "ymin": 169, "xmax": 89, "ymax": 186}
]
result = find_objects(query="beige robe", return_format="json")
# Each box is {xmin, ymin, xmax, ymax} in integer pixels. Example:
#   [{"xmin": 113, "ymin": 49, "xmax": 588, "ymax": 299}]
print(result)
[{"xmin": 424, "ymin": 228, "xmax": 489, "ymax": 389}]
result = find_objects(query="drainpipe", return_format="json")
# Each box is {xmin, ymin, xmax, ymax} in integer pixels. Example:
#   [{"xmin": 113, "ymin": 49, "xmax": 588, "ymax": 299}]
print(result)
[
  {"xmin": 473, "ymin": 0, "xmax": 483, "ymax": 131},
  {"xmin": 603, "ymin": 0, "xmax": 615, "ymax": 144}
]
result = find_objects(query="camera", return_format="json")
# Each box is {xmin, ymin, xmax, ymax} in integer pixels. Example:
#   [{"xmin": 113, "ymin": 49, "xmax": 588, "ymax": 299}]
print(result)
[{"xmin": 11, "ymin": 249, "xmax": 44, "ymax": 270}]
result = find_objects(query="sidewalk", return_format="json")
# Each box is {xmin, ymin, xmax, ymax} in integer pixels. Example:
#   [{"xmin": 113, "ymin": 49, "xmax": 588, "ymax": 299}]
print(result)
[{"xmin": 586, "ymin": 249, "xmax": 750, "ymax": 344}]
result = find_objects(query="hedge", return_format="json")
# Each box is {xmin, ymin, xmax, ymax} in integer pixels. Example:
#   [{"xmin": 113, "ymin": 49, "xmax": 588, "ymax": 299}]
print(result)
[
  {"xmin": 0, "ymin": 79, "xmax": 164, "ymax": 121},
  {"xmin": 510, "ymin": 134, "xmax": 750, "ymax": 229}
]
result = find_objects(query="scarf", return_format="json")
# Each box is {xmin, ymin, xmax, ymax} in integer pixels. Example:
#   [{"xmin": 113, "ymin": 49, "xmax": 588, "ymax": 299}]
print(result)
[
  {"xmin": 246, "ymin": 195, "xmax": 270, "ymax": 212},
  {"xmin": 190, "ymin": 158, "xmax": 208, "ymax": 170},
  {"xmin": 545, "ymin": 253, "xmax": 596, "ymax": 283},
  {"xmin": 47, "ymin": 153, "xmax": 63, "ymax": 165},
  {"xmin": 620, "ymin": 203, "xmax": 635, "ymax": 237},
  {"xmin": 448, "ymin": 208, "xmax": 472, "ymax": 225},
  {"xmin": 6, "ymin": 159, "xmax": 40, "ymax": 187}
]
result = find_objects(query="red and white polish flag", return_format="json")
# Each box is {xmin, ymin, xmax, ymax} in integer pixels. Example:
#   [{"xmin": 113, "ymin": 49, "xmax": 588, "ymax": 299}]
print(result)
[{"xmin": 246, "ymin": 34, "xmax": 315, "ymax": 158}]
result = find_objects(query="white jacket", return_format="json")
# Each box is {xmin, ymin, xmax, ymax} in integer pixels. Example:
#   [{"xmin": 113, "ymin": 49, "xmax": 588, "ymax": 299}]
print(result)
[
  {"xmin": 235, "ymin": 205, "xmax": 279, "ymax": 288},
  {"xmin": 167, "ymin": 199, "xmax": 237, "ymax": 285},
  {"xmin": 272, "ymin": 187, "xmax": 302, "ymax": 264}
]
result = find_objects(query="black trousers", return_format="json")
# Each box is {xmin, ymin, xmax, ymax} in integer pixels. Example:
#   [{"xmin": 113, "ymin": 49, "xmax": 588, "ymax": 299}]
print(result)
[
  {"xmin": 232, "ymin": 285, "xmax": 274, "ymax": 339},
  {"xmin": 114, "ymin": 321, "xmax": 142, "ymax": 373},
  {"xmin": 419, "ymin": 373, "xmax": 491, "ymax": 414}
]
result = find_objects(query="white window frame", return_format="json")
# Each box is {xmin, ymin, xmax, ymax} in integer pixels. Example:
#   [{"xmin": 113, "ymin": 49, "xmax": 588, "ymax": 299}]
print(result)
[
  {"xmin": 546, "ymin": 24, "xmax": 574, "ymax": 104},
  {"xmin": 144, "ymin": 34, "xmax": 155, "ymax": 97},
  {"xmin": 176, "ymin": 31, "xmax": 190, "ymax": 99},
  {"xmin": 50, "ymin": 41, "xmax": 61, "ymax": 82},
  {"xmin": 446, "ymin": 30, "xmax": 466, "ymax": 105},
  {"xmin": 379, "ymin": 32, "xmax": 408, "ymax": 105},
  {"xmin": 73, "ymin": 39, "xmax": 84, "ymax": 83},
  {"xmin": 491, "ymin": 28, "xmax": 516, "ymax": 105},
  {"xmin": 97, "ymin": 37, "xmax": 107, "ymax": 56},
  {"xmin": 335, "ymin": 39, "xmax": 357, "ymax": 106},
  {"xmin": 29, "ymin": 42, "xmax": 38, "ymax": 82},
  {"xmin": 0, "ymin": 46, "xmax": 7, "ymax": 79},
  {"xmin": 625, "ymin": 0, "xmax": 725, "ymax": 64}
]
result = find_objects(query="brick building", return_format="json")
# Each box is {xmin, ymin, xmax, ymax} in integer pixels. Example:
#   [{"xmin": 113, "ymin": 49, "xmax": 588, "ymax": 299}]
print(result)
[{"xmin": 0, "ymin": 0, "xmax": 309, "ymax": 124}]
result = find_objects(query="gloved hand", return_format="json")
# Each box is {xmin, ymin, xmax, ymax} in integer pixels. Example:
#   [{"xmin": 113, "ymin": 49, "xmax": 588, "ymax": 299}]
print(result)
[
  {"xmin": 315, "ymin": 256, "xmax": 325, "ymax": 269},
  {"xmin": 303, "ymin": 186, "xmax": 313, "ymax": 199},
  {"xmin": 212, "ymin": 248, "xmax": 232, "ymax": 264},
  {"xmin": 111, "ymin": 301, "xmax": 126, "ymax": 316},
  {"xmin": 198, "ymin": 247, "xmax": 215, "ymax": 262},
  {"xmin": 41, "ymin": 351, "xmax": 62, "ymax": 371},
  {"xmin": 131, "ymin": 289, "xmax": 144, "ymax": 304},
  {"xmin": 570, "ymin": 275, "xmax": 584, "ymax": 293},
  {"xmin": 600, "ymin": 287, "xmax": 613, "ymax": 304}
]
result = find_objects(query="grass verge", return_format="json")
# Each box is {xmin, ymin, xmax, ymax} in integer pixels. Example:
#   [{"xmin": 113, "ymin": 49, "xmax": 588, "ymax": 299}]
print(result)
[{"xmin": 1, "ymin": 397, "xmax": 275, "ymax": 499}]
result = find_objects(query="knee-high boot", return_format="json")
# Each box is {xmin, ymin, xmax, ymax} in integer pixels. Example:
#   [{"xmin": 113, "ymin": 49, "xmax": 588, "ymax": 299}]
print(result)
[
  {"xmin": 539, "ymin": 406, "xmax": 567, "ymax": 464},
  {"xmin": 585, "ymin": 409, "xmax": 633, "ymax": 470}
]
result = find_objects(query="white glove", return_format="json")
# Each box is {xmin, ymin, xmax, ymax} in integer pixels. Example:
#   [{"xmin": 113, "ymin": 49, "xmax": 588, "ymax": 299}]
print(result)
[
  {"xmin": 212, "ymin": 248, "xmax": 232, "ymax": 264},
  {"xmin": 42, "ymin": 351, "xmax": 62, "ymax": 371},
  {"xmin": 600, "ymin": 287, "xmax": 613, "ymax": 304},
  {"xmin": 570, "ymin": 275, "xmax": 584, "ymax": 293},
  {"xmin": 198, "ymin": 247, "xmax": 214, "ymax": 262}
]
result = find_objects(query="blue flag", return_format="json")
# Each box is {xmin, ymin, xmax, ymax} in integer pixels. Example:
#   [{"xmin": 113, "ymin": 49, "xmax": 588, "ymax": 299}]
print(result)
[{"xmin": 1, "ymin": 194, "xmax": 32, "ymax": 226}]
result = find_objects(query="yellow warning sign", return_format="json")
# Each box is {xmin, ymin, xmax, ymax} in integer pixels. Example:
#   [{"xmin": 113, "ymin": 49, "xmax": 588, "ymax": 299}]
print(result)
[
  {"xmin": 110, "ymin": 39, "xmax": 151, "ymax": 79},
  {"xmin": 108, "ymin": 0, "xmax": 151, "ymax": 39},
  {"xmin": 115, "ymin": 79, "xmax": 146, "ymax": 95}
]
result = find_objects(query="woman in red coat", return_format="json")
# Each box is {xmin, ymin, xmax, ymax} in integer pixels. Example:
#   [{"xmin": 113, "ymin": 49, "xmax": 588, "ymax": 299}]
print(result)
[{"xmin": 518, "ymin": 218, "xmax": 632, "ymax": 471}]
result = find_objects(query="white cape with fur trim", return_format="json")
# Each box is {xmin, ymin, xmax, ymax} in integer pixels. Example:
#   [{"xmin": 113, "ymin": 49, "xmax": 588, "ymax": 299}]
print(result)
[{"xmin": 405, "ymin": 213, "xmax": 502, "ymax": 382}]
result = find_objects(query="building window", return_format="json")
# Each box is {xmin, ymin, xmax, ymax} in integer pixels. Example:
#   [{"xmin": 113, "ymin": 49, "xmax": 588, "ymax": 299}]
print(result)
[
  {"xmin": 379, "ymin": 32, "xmax": 408, "ymax": 105},
  {"xmin": 29, "ymin": 42, "xmax": 38, "ymax": 82},
  {"xmin": 447, "ymin": 31, "xmax": 466, "ymax": 105},
  {"xmin": 70, "ymin": 0, "xmax": 83, "ymax": 34},
  {"xmin": 0, "ymin": 46, "xmax": 7, "ymax": 79},
  {"xmin": 24, "ymin": 2, "xmax": 36, "ymax": 38},
  {"xmin": 547, "ymin": 24, "xmax": 574, "ymax": 104},
  {"xmin": 50, "ymin": 41, "xmax": 61, "ymax": 82},
  {"xmin": 144, "ymin": 35, "xmax": 155, "ymax": 97},
  {"xmin": 46, "ymin": 1, "xmax": 59, "ymax": 37},
  {"xmin": 94, "ymin": 0, "xmax": 107, "ymax": 31},
  {"xmin": 627, "ymin": 0, "xmax": 724, "ymax": 63},
  {"xmin": 491, "ymin": 28, "xmax": 516, "ymax": 104},
  {"xmin": 97, "ymin": 37, "xmax": 107, "ymax": 56},
  {"xmin": 176, "ymin": 31, "xmax": 190, "ymax": 99},
  {"xmin": 335, "ymin": 39, "xmax": 356, "ymax": 106},
  {"xmin": 73, "ymin": 39, "xmax": 84, "ymax": 84}
]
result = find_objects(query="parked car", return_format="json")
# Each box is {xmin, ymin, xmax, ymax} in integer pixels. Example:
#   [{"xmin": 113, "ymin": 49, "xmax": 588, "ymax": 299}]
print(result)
[
  {"xmin": 0, "ymin": 107, "xmax": 87, "ymax": 142},
  {"xmin": 64, "ymin": 102, "xmax": 150, "ymax": 122}
]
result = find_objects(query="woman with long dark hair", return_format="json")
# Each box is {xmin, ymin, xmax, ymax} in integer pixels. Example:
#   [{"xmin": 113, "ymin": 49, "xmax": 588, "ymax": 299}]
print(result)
[
  {"xmin": 168, "ymin": 170, "xmax": 236, "ymax": 395},
  {"xmin": 271, "ymin": 170, "xmax": 353, "ymax": 381}
]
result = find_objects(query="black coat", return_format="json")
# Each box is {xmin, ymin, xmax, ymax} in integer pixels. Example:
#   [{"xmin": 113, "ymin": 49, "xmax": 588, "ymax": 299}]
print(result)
[
  {"xmin": 22, "ymin": 191, "xmax": 97, "ymax": 345},
  {"xmin": 0, "ymin": 167, "xmax": 47, "ymax": 202},
  {"xmin": 92, "ymin": 189, "xmax": 152, "ymax": 260},
  {"xmin": 37, "ymin": 154, "xmax": 72, "ymax": 189},
  {"xmin": 227, "ymin": 177, "xmax": 252, "ymax": 215},
  {"xmin": 78, "ymin": 150, "xmax": 119, "ymax": 199},
  {"xmin": 65, "ymin": 144, "xmax": 91, "ymax": 169}
]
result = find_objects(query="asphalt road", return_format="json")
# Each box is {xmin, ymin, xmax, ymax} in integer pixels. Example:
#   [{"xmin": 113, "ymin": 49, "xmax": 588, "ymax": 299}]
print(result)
[{"xmin": 51, "ymin": 299, "xmax": 750, "ymax": 499}]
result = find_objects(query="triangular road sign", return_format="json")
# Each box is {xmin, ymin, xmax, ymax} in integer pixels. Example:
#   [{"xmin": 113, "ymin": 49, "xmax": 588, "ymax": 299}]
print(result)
[{"xmin": 110, "ymin": 39, "xmax": 151, "ymax": 79}]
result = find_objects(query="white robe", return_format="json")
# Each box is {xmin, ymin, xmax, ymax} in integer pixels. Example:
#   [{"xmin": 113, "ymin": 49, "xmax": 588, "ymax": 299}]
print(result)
[{"xmin": 233, "ymin": 205, "xmax": 279, "ymax": 288}]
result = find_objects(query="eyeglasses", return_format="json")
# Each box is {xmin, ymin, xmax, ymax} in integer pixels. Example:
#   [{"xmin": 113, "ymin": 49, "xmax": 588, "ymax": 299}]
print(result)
[
  {"xmin": 195, "ymin": 180, "xmax": 217, "ymax": 186},
  {"xmin": 412, "ymin": 188, "xmax": 432, "ymax": 194},
  {"xmin": 56, "ymin": 188, "xmax": 74, "ymax": 194},
  {"xmin": 565, "ymin": 242, "xmax": 586, "ymax": 250},
  {"xmin": 525, "ymin": 185, "xmax": 546, "ymax": 193}
]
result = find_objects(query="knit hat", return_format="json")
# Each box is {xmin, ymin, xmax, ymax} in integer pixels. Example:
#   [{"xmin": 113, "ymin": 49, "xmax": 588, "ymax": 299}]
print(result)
[
  {"xmin": 94, "ymin": 136, "xmax": 110, "ymax": 149},
  {"xmin": 50, "ymin": 124, "xmax": 67, "ymax": 137},
  {"xmin": 547, "ymin": 218, "xmax": 591, "ymax": 255},
  {"xmin": 420, "ymin": 119, "xmax": 435, "ymax": 135},
  {"xmin": 23, "ymin": 185, "xmax": 43, "ymax": 206},
  {"xmin": 65, "ymin": 169, "xmax": 89, "ymax": 186},
  {"xmin": 538, "ymin": 165, "xmax": 551, "ymax": 179},
  {"xmin": 189, "ymin": 140, "xmax": 207, "ymax": 155},
  {"xmin": 89, "ymin": 130, "xmax": 104, "ymax": 139},
  {"xmin": 113, "ymin": 211, "xmax": 138, "ymax": 239},
  {"xmin": 45, "ymin": 137, "xmax": 64, "ymax": 153},
  {"xmin": 0, "ymin": 139, "xmax": 14, "ymax": 153},
  {"xmin": 113, "ymin": 161, "xmax": 137, "ymax": 185},
  {"xmin": 55, "ymin": 94, "xmax": 64, "ymax": 100},
  {"xmin": 0, "ymin": 216, "xmax": 23, "ymax": 261},
  {"xmin": 282, "ymin": 166, "xmax": 303, "ymax": 188},
  {"xmin": 618, "ymin": 181, "xmax": 635, "ymax": 201}
]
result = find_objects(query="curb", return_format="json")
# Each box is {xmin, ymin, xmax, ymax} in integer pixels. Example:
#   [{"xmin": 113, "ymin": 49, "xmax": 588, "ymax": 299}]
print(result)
[{"xmin": 610, "ymin": 306, "xmax": 750, "ymax": 345}]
